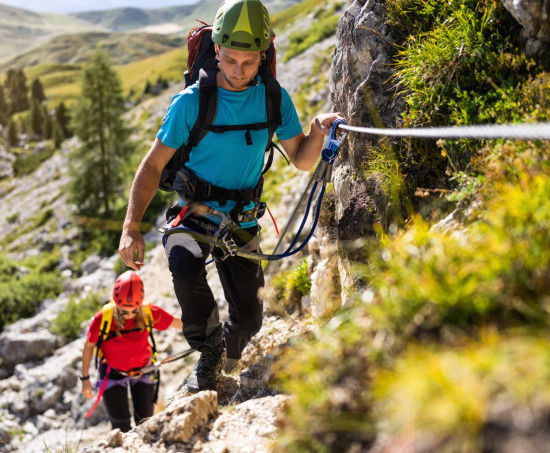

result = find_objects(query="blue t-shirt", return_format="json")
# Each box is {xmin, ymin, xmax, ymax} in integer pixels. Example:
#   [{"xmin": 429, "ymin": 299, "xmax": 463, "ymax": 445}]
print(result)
[{"xmin": 157, "ymin": 79, "xmax": 302, "ymax": 224}]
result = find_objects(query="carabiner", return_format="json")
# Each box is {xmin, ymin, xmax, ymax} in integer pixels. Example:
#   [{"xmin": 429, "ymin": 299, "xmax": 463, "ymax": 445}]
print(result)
[{"xmin": 321, "ymin": 119, "xmax": 348, "ymax": 162}]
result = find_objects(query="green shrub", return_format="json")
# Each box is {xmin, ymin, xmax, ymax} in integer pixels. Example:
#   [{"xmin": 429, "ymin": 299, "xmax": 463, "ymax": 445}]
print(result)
[
  {"xmin": 362, "ymin": 141, "xmax": 410, "ymax": 228},
  {"xmin": 50, "ymin": 293, "xmax": 102, "ymax": 342},
  {"xmin": 21, "ymin": 249, "xmax": 61, "ymax": 273},
  {"xmin": 364, "ymin": 172, "xmax": 550, "ymax": 346},
  {"xmin": 287, "ymin": 258, "xmax": 311, "ymax": 297},
  {"xmin": 13, "ymin": 144, "xmax": 55, "ymax": 177},
  {"xmin": 269, "ymin": 258, "xmax": 312, "ymax": 314},
  {"xmin": 274, "ymin": 169, "xmax": 550, "ymax": 450},
  {"xmin": 0, "ymin": 273, "xmax": 63, "ymax": 331},
  {"xmin": 0, "ymin": 254, "xmax": 18, "ymax": 282},
  {"xmin": 6, "ymin": 212, "xmax": 19, "ymax": 223},
  {"xmin": 385, "ymin": 1, "xmax": 545, "ymax": 195}
]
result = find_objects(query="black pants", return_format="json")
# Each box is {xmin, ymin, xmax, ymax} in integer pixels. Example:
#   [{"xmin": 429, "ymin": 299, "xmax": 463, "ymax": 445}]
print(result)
[
  {"xmin": 164, "ymin": 217, "xmax": 264, "ymax": 360},
  {"xmin": 102, "ymin": 381, "xmax": 156, "ymax": 432}
]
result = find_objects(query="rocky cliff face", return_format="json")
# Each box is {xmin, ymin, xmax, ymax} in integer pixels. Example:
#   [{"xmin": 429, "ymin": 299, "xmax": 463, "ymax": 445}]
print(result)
[
  {"xmin": 310, "ymin": 0, "xmax": 550, "ymax": 315},
  {"xmin": 309, "ymin": 0, "xmax": 404, "ymax": 312}
]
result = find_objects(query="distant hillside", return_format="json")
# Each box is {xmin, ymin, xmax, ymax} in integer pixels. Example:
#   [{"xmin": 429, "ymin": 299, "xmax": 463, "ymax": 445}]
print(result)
[
  {"xmin": 0, "ymin": 0, "xmax": 300, "ymax": 67},
  {"xmin": 0, "ymin": 32, "xmax": 185, "ymax": 71},
  {"xmin": 72, "ymin": 0, "xmax": 302, "ymax": 33},
  {"xmin": 71, "ymin": 5, "xmax": 196, "ymax": 32},
  {"xmin": 0, "ymin": 2, "xmax": 103, "ymax": 62}
]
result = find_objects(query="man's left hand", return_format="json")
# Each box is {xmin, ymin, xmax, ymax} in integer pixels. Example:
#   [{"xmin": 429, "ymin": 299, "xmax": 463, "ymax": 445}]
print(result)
[{"xmin": 313, "ymin": 112, "xmax": 345, "ymax": 135}]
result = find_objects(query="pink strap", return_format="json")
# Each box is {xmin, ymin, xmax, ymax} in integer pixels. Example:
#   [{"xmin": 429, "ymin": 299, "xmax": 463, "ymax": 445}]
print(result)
[
  {"xmin": 85, "ymin": 364, "xmax": 111, "ymax": 418},
  {"xmin": 267, "ymin": 206, "xmax": 279, "ymax": 234}
]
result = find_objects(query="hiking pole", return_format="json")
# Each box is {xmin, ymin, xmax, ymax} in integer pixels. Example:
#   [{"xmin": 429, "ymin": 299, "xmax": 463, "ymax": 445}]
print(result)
[{"xmin": 138, "ymin": 348, "xmax": 196, "ymax": 374}]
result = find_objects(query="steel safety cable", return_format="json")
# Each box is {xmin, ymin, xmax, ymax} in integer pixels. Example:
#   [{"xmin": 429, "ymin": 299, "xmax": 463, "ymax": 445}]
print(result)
[{"xmin": 338, "ymin": 122, "xmax": 550, "ymax": 140}]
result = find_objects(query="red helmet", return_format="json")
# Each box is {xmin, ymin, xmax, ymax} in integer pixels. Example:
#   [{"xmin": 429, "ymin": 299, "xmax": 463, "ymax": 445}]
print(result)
[{"xmin": 112, "ymin": 271, "xmax": 144, "ymax": 309}]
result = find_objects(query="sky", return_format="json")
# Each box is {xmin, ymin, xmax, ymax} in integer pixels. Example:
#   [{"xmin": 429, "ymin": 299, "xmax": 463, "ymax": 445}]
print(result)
[{"xmin": 0, "ymin": 0, "xmax": 196, "ymax": 13}]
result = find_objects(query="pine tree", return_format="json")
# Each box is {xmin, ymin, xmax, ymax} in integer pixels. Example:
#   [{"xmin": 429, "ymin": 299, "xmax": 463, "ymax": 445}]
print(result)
[
  {"xmin": 55, "ymin": 102, "xmax": 71, "ymax": 138},
  {"xmin": 31, "ymin": 78, "xmax": 46, "ymax": 103},
  {"xmin": 30, "ymin": 99, "xmax": 43, "ymax": 136},
  {"xmin": 68, "ymin": 47, "xmax": 133, "ymax": 217},
  {"xmin": 52, "ymin": 120, "xmax": 64, "ymax": 149},
  {"xmin": 5, "ymin": 68, "xmax": 29, "ymax": 115},
  {"xmin": 0, "ymin": 86, "xmax": 8, "ymax": 126},
  {"xmin": 43, "ymin": 107, "xmax": 53, "ymax": 140},
  {"xmin": 7, "ymin": 120, "xmax": 18, "ymax": 146}
]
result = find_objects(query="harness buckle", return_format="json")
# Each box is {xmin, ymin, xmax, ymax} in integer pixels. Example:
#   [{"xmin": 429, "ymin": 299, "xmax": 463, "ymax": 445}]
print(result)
[
  {"xmin": 223, "ymin": 234, "xmax": 238, "ymax": 256},
  {"xmin": 200, "ymin": 183, "xmax": 212, "ymax": 197},
  {"xmin": 256, "ymin": 202, "xmax": 266, "ymax": 220},
  {"xmin": 185, "ymin": 179, "xmax": 196, "ymax": 196}
]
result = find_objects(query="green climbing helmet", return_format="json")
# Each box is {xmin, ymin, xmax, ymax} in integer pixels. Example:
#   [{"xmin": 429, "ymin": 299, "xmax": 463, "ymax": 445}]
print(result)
[{"xmin": 212, "ymin": 0, "xmax": 272, "ymax": 51}]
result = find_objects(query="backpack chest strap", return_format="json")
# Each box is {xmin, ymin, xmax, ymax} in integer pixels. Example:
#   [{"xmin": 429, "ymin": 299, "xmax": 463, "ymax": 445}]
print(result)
[{"xmin": 177, "ymin": 167, "xmax": 263, "ymax": 206}]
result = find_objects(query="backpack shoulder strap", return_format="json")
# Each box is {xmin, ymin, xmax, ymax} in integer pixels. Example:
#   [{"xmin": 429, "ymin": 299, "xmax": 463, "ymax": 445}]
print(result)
[
  {"xmin": 94, "ymin": 301, "xmax": 115, "ymax": 369},
  {"xmin": 171, "ymin": 58, "xmax": 218, "ymax": 175},
  {"xmin": 141, "ymin": 302, "xmax": 157, "ymax": 356},
  {"xmin": 141, "ymin": 303, "xmax": 153, "ymax": 331},
  {"xmin": 261, "ymin": 70, "xmax": 283, "ymax": 174},
  {"xmin": 159, "ymin": 59, "xmax": 218, "ymax": 192},
  {"xmin": 189, "ymin": 58, "xmax": 218, "ymax": 149}
]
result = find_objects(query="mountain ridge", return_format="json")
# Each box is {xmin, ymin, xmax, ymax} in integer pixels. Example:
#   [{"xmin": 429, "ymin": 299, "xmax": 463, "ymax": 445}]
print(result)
[
  {"xmin": 0, "ymin": 32, "xmax": 186, "ymax": 72},
  {"xmin": 0, "ymin": 2, "xmax": 104, "ymax": 62},
  {"xmin": 0, "ymin": 0, "xmax": 301, "ymax": 64}
]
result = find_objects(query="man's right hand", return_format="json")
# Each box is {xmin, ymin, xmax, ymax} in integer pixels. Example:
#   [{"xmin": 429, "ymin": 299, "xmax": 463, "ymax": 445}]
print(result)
[{"xmin": 118, "ymin": 228, "xmax": 145, "ymax": 270}]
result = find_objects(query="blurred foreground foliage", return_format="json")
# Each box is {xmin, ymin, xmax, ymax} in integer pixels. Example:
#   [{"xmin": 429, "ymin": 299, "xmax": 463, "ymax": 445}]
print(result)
[{"xmin": 272, "ymin": 0, "xmax": 550, "ymax": 451}]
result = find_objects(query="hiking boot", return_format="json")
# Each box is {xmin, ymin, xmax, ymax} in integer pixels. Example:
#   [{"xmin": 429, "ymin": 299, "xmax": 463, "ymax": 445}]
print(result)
[{"xmin": 187, "ymin": 343, "xmax": 226, "ymax": 393}]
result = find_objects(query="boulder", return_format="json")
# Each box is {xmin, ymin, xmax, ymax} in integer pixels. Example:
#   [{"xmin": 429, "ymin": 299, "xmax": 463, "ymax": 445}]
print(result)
[
  {"xmin": 503, "ymin": 0, "xmax": 550, "ymax": 55},
  {"xmin": 0, "ymin": 330, "xmax": 60, "ymax": 377}
]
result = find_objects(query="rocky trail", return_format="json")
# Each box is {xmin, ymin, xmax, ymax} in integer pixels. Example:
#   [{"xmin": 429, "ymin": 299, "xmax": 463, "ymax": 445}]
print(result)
[{"xmin": 0, "ymin": 237, "xmax": 313, "ymax": 453}]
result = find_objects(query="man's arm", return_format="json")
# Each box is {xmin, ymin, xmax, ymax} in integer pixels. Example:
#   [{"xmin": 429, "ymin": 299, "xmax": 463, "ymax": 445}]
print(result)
[
  {"xmin": 280, "ymin": 112, "xmax": 344, "ymax": 171},
  {"xmin": 119, "ymin": 138, "xmax": 177, "ymax": 270}
]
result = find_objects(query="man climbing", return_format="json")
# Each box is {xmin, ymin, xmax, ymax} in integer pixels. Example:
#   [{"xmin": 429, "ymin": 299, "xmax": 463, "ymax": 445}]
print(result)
[{"xmin": 118, "ymin": 0, "xmax": 344, "ymax": 393}]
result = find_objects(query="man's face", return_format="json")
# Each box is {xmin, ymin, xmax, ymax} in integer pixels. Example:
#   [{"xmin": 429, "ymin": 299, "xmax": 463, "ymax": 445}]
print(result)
[{"xmin": 216, "ymin": 44, "xmax": 262, "ymax": 91}]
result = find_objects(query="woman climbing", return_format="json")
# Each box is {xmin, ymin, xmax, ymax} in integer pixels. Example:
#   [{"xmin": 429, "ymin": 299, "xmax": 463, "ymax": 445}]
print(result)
[{"xmin": 80, "ymin": 270, "xmax": 183, "ymax": 432}]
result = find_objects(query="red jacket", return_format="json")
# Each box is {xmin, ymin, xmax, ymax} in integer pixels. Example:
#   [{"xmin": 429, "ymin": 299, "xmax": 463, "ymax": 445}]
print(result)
[{"xmin": 87, "ymin": 304, "xmax": 174, "ymax": 371}]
